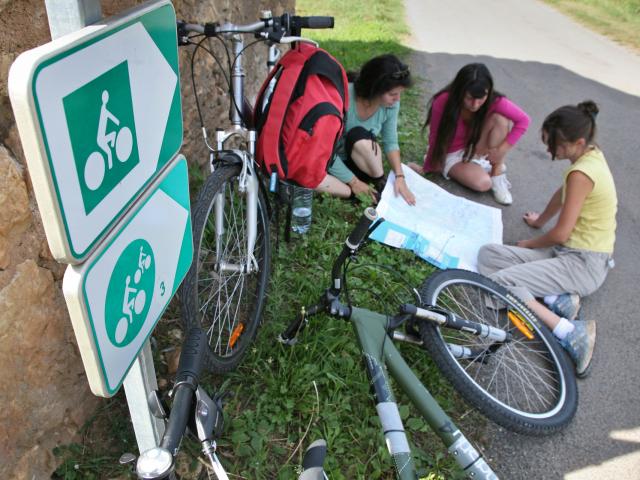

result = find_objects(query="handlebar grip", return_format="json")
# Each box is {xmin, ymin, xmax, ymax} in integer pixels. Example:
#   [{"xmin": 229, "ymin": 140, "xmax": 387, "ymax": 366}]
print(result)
[
  {"xmin": 298, "ymin": 439, "xmax": 327, "ymax": 480},
  {"xmin": 160, "ymin": 385, "xmax": 194, "ymax": 453},
  {"xmin": 346, "ymin": 207, "xmax": 378, "ymax": 248},
  {"xmin": 159, "ymin": 327, "xmax": 206, "ymax": 453},
  {"xmin": 299, "ymin": 16, "xmax": 334, "ymax": 29},
  {"xmin": 175, "ymin": 327, "xmax": 207, "ymax": 383}
]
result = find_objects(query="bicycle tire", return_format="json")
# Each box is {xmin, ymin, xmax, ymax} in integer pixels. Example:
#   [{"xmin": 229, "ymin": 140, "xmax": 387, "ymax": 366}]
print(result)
[
  {"xmin": 418, "ymin": 269, "xmax": 577, "ymax": 435},
  {"xmin": 181, "ymin": 164, "xmax": 271, "ymax": 373}
]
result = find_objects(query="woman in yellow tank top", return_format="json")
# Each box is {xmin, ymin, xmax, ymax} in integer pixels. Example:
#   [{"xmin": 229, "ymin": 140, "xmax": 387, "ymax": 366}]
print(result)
[{"xmin": 477, "ymin": 100, "xmax": 617, "ymax": 378}]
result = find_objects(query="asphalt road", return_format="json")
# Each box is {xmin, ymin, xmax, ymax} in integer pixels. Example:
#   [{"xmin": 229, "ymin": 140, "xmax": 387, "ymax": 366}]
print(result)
[{"xmin": 403, "ymin": 1, "xmax": 640, "ymax": 478}]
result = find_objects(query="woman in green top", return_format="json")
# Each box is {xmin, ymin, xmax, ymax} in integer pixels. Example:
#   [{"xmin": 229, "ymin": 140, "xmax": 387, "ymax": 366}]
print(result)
[
  {"xmin": 478, "ymin": 101, "xmax": 617, "ymax": 378},
  {"xmin": 316, "ymin": 54, "xmax": 416, "ymax": 205}
]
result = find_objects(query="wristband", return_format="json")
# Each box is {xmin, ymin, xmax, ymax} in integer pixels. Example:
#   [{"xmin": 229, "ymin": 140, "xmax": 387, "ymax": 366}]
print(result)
[{"xmin": 396, "ymin": 174, "xmax": 405, "ymax": 179}]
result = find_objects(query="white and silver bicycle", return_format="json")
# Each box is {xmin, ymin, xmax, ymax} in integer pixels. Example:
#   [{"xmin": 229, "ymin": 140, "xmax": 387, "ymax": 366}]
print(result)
[{"xmin": 177, "ymin": 13, "xmax": 334, "ymax": 373}]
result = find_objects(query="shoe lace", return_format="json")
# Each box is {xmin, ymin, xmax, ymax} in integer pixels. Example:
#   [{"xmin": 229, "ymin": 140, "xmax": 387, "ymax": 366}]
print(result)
[{"xmin": 493, "ymin": 174, "xmax": 511, "ymax": 191}]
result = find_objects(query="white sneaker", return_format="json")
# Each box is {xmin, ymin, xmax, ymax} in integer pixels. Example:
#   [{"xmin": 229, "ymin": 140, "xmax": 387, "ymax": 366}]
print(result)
[{"xmin": 491, "ymin": 173, "xmax": 512, "ymax": 205}]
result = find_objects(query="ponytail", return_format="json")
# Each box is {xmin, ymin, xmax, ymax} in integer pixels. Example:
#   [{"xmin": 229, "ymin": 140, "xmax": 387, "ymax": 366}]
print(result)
[{"xmin": 542, "ymin": 100, "xmax": 598, "ymax": 159}]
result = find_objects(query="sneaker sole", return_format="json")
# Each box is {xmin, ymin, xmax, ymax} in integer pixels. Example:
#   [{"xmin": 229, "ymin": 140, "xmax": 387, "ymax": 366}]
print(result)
[
  {"xmin": 576, "ymin": 321, "xmax": 596, "ymax": 378},
  {"xmin": 492, "ymin": 194, "xmax": 513, "ymax": 205}
]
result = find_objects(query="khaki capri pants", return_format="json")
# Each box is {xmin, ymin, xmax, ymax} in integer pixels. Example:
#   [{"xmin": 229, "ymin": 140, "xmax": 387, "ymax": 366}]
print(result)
[{"xmin": 477, "ymin": 244, "xmax": 612, "ymax": 303}]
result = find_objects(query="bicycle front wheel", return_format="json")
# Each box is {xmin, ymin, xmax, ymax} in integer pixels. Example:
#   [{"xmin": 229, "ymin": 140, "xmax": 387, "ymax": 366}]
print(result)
[
  {"xmin": 418, "ymin": 269, "xmax": 577, "ymax": 435},
  {"xmin": 182, "ymin": 164, "xmax": 271, "ymax": 373}
]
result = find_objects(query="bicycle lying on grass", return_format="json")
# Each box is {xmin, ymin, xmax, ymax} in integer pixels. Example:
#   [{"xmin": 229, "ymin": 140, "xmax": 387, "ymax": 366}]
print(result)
[
  {"xmin": 177, "ymin": 12, "xmax": 335, "ymax": 374},
  {"xmin": 279, "ymin": 208, "xmax": 578, "ymax": 479},
  {"xmin": 120, "ymin": 326, "xmax": 328, "ymax": 479}
]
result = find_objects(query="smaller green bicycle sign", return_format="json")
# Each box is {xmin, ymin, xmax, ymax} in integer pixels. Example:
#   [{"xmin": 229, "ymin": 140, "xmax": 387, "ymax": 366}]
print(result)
[
  {"xmin": 64, "ymin": 61, "xmax": 139, "ymax": 214},
  {"xmin": 63, "ymin": 156, "xmax": 192, "ymax": 397},
  {"xmin": 105, "ymin": 239, "xmax": 155, "ymax": 346}
]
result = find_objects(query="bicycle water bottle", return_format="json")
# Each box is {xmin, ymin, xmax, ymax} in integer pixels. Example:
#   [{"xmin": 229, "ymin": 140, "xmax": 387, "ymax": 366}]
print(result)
[{"xmin": 291, "ymin": 186, "xmax": 313, "ymax": 234}]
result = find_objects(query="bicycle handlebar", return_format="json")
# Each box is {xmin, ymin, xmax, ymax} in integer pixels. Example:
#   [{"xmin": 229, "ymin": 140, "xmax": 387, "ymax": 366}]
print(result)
[
  {"xmin": 178, "ymin": 13, "xmax": 334, "ymax": 40},
  {"xmin": 293, "ymin": 16, "xmax": 334, "ymax": 29},
  {"xmin": 160, "ymin": 327, "xmax": 207, "ymax": 453},
  {"xmin": 135, "ymin": 328, "xmax": 208, "ymax": 479},
  {"xmin": 298, "ymin": 439, "xmax": 328, "ymax": 480},
  {"xmin": 330, "ymin": 207, "xmax": 380, "ymax": 287},
  {"xmin": 346, "ymin": 207, "xmax": 378, "ymax": 249}
]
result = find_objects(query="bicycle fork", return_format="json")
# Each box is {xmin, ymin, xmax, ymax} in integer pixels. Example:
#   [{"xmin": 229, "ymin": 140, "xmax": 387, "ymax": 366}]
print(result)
[
  {"xmin": 213, "ymin": 130, "xmax": 259, "ymax": 274},
  {"xmin": 352, "ymin": 307, "xmax": 499, "ymax": 480}
]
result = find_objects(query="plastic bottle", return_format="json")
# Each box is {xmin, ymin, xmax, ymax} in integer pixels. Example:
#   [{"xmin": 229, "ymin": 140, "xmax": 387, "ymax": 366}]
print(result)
[{"xmin": 291, "ymin": 186, "xmax": 313, "ymax": 234}]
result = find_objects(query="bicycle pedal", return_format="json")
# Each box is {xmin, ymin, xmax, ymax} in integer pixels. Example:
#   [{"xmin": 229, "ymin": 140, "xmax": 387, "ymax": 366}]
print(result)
[
  {"xmin": 119, "ymin": 452, "xmax": 136, "ymax": 466},
  {"xmin": 277, "ymin": 333, "xmax": 298, "ymax": 346}
]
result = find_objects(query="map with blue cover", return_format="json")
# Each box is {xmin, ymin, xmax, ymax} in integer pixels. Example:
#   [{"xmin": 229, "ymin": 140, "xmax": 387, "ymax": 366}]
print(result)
[{"xmin": 371, "ymin": 164, "xmax": 503, "ymax": 272}]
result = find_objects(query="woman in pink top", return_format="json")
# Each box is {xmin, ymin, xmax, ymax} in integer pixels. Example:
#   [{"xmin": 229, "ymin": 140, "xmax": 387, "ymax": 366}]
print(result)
[{"xmin": 409, "ymin": 63, "xmax": 530, "ymax": 204}]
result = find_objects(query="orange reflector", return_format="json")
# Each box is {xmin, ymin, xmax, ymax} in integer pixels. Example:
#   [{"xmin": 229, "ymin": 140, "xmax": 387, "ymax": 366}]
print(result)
[
  {"xmin": 508, "ymin": 311, "xmax": 534, "ymax": 340},
  {"xmin": 229, "ymin": 323, "xmax": 245, "ymax": 348}
]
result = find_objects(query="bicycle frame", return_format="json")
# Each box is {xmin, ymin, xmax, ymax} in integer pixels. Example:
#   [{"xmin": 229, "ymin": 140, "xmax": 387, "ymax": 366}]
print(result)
[
  {"xmin": 350, "ymin": 306, "xmax": 497, "ymax": 480},
  {"xmin": 279, "ymin": 208, "xmax": 501, "ymax": 479}
]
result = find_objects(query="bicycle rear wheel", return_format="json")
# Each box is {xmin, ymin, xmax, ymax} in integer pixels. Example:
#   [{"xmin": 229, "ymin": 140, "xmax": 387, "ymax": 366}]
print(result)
[
  {"xmin": 418, "ymin": 269, "xmax": 577, "ymax": 435},
  {"xmin": 181, "ymin": 164, "xmax": 271, "ymax": 373}
]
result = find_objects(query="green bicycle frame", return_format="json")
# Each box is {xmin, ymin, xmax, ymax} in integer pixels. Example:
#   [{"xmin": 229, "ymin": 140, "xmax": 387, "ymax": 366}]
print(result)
[{"xmin": 350, "ymin": 307, "xmax": 498, "ymax": 480}]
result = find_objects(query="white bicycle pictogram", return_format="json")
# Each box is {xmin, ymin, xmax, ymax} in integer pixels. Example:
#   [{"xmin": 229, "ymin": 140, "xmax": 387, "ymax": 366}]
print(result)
[
  {"xmin": 114, "ymin": 246, "xmax": 153, "ymax": 345},
  {"xmin": 84, "ymin": 90, "xmax": 134, "ymax": 191}
]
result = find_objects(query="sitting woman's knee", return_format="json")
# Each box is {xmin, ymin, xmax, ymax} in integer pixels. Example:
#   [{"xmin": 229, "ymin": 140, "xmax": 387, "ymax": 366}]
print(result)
[
  {"xmin": 473, "ymin": 174, "xmax": 492, "ymax": 192},
  {"xmin": 477, "ymin": 243, "xmax": 501, "ymax": 275},
  {"xmin": 488, "ymin": 113, "xmax": 510, "ymax": 133},
  {"xmin": 352, "ymin": 139, "xmax": 384, "ymax": 176},
  {"xmin": 477, "ymin": 245, "xmax": 492, "ymax": 273}
]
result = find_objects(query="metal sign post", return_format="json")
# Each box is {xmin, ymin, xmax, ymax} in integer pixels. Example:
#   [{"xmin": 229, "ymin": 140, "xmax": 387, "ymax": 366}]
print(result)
[
  {"xmin": 44, "ymin": 0, "xmax": 102, "ymax": 39},
  {"xmin": 9, "ymin": 0, "xmax": 189, "ymax": 455}
]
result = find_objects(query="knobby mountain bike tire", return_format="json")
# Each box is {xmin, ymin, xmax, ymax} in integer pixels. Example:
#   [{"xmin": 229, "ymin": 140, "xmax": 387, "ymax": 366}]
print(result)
[
  {"xmin": 181, "ymin": 164, "xmax": 271, "ymax": 373},
  {"xmin": 418, "ymin": 269, "xmax": 577, "ymax": 435}
]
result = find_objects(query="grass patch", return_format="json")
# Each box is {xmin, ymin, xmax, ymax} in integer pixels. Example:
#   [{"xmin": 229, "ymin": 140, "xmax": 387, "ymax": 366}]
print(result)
[
  {"xmin": 52, "ymin": 0, "xmax": 483, "ymax": 478},
  {"xmin": 543, "ymin": 0, "xmax": 640, "ymax": 51},
  {"xmin": 51, "ymin": 395, "xmax": 136, "ymax": 479}
]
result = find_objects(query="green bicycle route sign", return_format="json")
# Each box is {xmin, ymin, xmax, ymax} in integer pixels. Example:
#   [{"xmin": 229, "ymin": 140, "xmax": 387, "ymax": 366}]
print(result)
[
  {"xmin": 8, "ymin": 0, "xmax": 181, "ymax": 263},
  {"xmin": 64, "ymin": 156, "xmax": 192, "ymax": 397}
]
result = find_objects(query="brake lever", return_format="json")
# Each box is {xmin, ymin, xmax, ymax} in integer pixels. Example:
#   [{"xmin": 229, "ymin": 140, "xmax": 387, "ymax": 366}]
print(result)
[
  {"xmin": 194, "ymin": 387, "xmax": 226, "ymax": 442},
  {"xmin": 176, "ymin": 21, "xmax": 189, "ymax": 46}
]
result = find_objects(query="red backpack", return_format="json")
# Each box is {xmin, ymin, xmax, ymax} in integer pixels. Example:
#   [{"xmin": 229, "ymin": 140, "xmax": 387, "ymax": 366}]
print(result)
[{"xmin": 254, "ymin": 42, "xmax": 349, "ymax": 189}]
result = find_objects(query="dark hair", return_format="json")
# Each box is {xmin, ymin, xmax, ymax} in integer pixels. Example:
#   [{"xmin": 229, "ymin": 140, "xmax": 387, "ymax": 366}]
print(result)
[
  {"xmin": 425, "ymin": 63, "xmax": 504, "ymax": 168},
  {"xmin": 541, "ymin": 100, "xmax": 599, "ymax": 159},
  {"xmin": 349, "ymin": 54, "xmax": 413, "ymax": 100}
]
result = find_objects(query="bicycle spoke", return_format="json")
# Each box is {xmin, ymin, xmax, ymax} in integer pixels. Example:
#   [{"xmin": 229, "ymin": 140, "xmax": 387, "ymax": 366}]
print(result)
[{"xmin": 188, "ymin": 168, "xmax": 270, "ymax": 366}]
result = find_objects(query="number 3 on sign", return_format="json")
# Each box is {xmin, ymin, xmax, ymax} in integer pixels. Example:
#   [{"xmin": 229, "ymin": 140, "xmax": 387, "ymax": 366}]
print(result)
[{"xmin": 160, "ymin": 281, "xmax": 166, "ymax": 296}]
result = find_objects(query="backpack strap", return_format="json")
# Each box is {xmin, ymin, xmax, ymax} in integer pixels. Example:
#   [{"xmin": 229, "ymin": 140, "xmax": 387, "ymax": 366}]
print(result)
[
  {"xmin": 299, "ymin": 102, "xmax": 342, "ymax": 133},
  {"xmin": 254, "ymin": 66, "xmax": 283, "ymax": 132},
  {"xmin": 293, "ymin": 51, "xmax": 347, "ymax": 106},
  {"xmin": 258, "ymin": 49, "xmax": 308, "ymax": 178},
  {"xmin": 278, "ymin": 102, "xmax": 343, "ymax": 178}
]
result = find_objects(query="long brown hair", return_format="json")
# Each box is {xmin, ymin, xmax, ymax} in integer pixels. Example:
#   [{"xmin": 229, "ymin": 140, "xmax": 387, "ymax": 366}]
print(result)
[{"xmin": 425, "ymin": 63, "xmax": 503, "ymax": 168}]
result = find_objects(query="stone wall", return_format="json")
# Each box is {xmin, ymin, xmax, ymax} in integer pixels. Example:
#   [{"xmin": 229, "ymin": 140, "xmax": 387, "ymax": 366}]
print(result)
[{"xmin": 0, "ymin": 0, "xmax": 292, "ymax": 478}]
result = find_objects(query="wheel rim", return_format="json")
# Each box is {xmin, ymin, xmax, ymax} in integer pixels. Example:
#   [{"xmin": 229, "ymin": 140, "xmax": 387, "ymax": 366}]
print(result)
[
  {"xmin": 429, "ymin": 277, "xmax": 567, "ymax": 419},
  {"xmin": 196, "ymin": 177, "xmax": 265, "ymax": 359}
]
